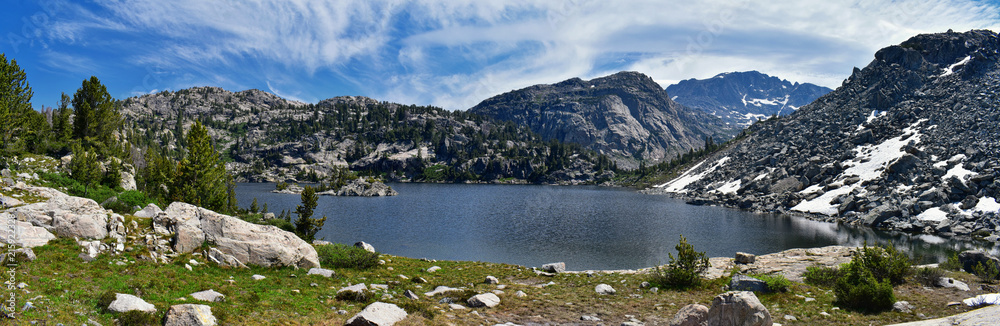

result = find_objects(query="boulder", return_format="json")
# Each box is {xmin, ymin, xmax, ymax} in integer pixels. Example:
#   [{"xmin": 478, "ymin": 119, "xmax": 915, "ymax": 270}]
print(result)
[
  {"xmin": 133, "ymin": 203, "xmax": 163, "ymax": 218},
  {"xmin": 706, "ymin": 291, "xmax": 772, "ymax": 326},
  {"xmin": 426, "ymin": 266, "xmax": 441, "ymax": 272},
  {"xmin": 0, "ymin": 195, "xmax": 23, "ymax": 207},
  {"xmin": 595, "ymin": 284, "xmax": 616, "ymax": 295},
  {"xmin": 958, "ymin": 250, "xmax": 1000, "ymax": 274},
  {"xmin": 10, "ymin": 195, "xmax": 109, "ymax": 239},
  {"xmin": 165, "ymin": 304, "xmax": 216, "ymax": 326},
  {"xmin": 541, "ymin": 262, "xmax": 566, "ymax": 273},
  {"xmin": 307, "ymin": 268, "xmax": 335, "ymax": 278},
  {"xmin": 893, "ymin": 301, "xmax": 915, "ymax": 313},
  {"xmin": 153, "ymin": 202, "xmax": 319, "ymax": 269},
  {"xmin": 669, "ymin": 303, "xmax": 709, "ymax": 326},
  {"xmin": 467, "ymin": 293, "xmax": 501, "ymax": 308},
  {"xmin": 729, "ymin": 275, "xmax": 769, "ymax": 293},
  {"xmin": 485, "ymin": 275, "xmax": 500, "ymax": 284},
  {"xmin": 735, "ymin": 252, "xmax": 756, "ymax": 264},
  {"xmin": 207, "ymin": 247, "xmax": 247, "ymax": 268},
  {"xmin": 335, "ymin": 179, "xmax": 399, "ymax": 197},
  {"xmin": 108, "ymin": 293, "xmax": 156, "ymax": 313},
  {"xmin": 938, "ymin": 277, "xmax": 970, "ymax": 291},
  {"xmin": 0, "ymin": 213, "xmax": 56, "ymax": 248},
  {"xmin": 339, "ymin": 283, "xmax": 369, "ymax": 295},
  {"xmin": 424, "ymin": 286, "xmax": 460, "ymax": 297},
  {"xmin": 355, "ymin": 241, "xmax": 376, "ymax": 253},
  {"xmin": 404, "ymin": 290, "xmax": 418, "ymax": 300},
  {"xmin": 346, "ymin": 302, "xmax": 407, "ymax": 326},
  {"xmin": 120, "ymin": 171, "xmax": 137, "ymax": 191},
  {"xmin": 190, "ymin": 290, "xmax": 225, "ymax": 302}
]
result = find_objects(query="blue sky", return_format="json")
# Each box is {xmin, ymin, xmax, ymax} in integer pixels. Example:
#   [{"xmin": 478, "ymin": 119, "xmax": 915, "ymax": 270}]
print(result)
[{"xmin": 4, "ymin": 0, "xmax": 999, "ymax": 111}]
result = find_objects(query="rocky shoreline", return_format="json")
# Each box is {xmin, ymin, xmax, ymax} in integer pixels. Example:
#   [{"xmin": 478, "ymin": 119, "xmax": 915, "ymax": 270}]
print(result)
[{"xmin": 271, "ymin": 178, "xmax": 399, "ymax": 197}]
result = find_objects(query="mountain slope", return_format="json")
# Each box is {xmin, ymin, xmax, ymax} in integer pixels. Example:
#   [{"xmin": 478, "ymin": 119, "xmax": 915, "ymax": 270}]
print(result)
[
  {"xmin": 652, "ymin": 30, "xmax": 1000, "ymax": 239},
  {"xmin": 121, "ymin": 88, "xmax": 616, "ymax": 185},
  {"xmin": 468, "ymin": 71, "xmax": 734, "ymax": 169},
  {"xmin": 666, "ymin": 71, "xmax": 832, "ymax": 126}
]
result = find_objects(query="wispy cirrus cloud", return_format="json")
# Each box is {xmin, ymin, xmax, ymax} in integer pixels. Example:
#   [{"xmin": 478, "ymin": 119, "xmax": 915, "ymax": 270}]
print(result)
[{"xmin": 12, "ymin": 0, "xmax": 1000, "ymax": 110}]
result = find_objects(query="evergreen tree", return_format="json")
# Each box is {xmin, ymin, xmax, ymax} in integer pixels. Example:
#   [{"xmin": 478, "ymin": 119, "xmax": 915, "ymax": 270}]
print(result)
[
  {"xmin": 68, "ymin": 145, "xmax": 100, "ymax": 196},
  {"xmin": 249, "ymin": 197, "xmax": 260, "ymax": 213},
  {"xmin": 71, "ymin": 76, "xmax": 122, "ymax": 156},
  {"xmin": 172, "ymin": 121, "xmax": 232, "ymax": 213},
  {"xmin": 50, "ymin": 93, "xmax": 74, "ymax": 150},
  {"xmin": 262, "ymin": 202, "xmax": 269, "ymax": 214},
  {"xmin": 0, "ymin": 53, "xmax": 34, "ymax": 153},
  {"xmin": 294, "ymin": 185, "xmax": 327, "ymax": 242}
]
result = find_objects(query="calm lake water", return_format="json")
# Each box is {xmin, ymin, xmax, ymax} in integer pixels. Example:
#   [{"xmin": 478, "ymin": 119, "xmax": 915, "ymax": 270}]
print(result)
[{"xmin": 235, "ymin": 182, "xmax": 999, "ymax": 270}]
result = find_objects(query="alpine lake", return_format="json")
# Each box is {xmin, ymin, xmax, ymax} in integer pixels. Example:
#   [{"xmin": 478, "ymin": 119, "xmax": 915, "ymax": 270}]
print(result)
[{"xmin": 236, "ymin": 182, "xmax": 999, "ymax": 271}]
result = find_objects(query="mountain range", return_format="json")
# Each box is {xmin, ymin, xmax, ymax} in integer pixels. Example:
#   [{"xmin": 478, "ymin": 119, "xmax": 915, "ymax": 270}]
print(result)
[
  {"xmin": 665, "ymin": 71, "xmax": 832, "ymax": 126},
  {"xmin": 653, "ymin": 30, "xmax": 1000, "ymax": 240}
]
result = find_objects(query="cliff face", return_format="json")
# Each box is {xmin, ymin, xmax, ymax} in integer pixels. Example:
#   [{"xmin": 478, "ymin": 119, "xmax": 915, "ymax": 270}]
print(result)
[
  {"xmin": 666, "ymin": 71, "xmax": 832, "ymax": 126},
  {"xmin": 469, "ymin": 71, "xmax": 734, "ymax": 169},
  {"xmin": 653, "ymin": 30, "xmax": 1000, "ymax": 239}
]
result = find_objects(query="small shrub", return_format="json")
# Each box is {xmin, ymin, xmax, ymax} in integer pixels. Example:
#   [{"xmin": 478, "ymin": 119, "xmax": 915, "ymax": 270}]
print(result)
[
  {"xmin": 649, "ymin": 235, "xmax": 710, "ymax": 289},
  {"xmin": 336, "ymin": 289, "xmax": 373, "ymax": 304},
  {"xmin": 971, "ymin": 261, "xmax": 999, "ymax": 283},
  {"xmin": 853, "ymin": 242, "xmax": 912, "ymax": 285},
  {"xmin": 97, "ymin": 290, "xmax": 117, "ymax": 311},
  {"xmin": 834, "ymin": 266, "xmax": 895, "ymax": 312},
  {"xmin": 940, "ymin": 251, "xmax": 963, "ymax": 271},
  {"xmin": 914, "ymin": 267, "xmax": 945, "ymax": 287},
  {"xmin": 803, "ymin": 265, "xmax": 842, "ymax": 287},
  {"xmin": 754, "ymin": 273, "xmax": 791, "ymax": 292},
  {"xmin": 316, "ymin": 244, "xmax": 380, "ymax": 270},
  {"xmin": 117, "ymin": 190, "xmax": 154, "ymax": 211},
  {"xmin": 118, "ymin": 310, "xmax": 160, "ymax": 326}
]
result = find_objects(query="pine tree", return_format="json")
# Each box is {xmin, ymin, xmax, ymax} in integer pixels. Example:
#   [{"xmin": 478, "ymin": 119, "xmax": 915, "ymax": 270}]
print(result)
[
  {"xmin": 0, "ymin": 53, "xmax": 34, "ymax": 153},
  {"xmin": 294, "ymin": 185, "xmax": 327, "ymax": 242},
  {"xmin": 262, "ymin": 202, "xmax": 269, "ymax": 214},
  {"xmin": 69, "ymin": 145, "xmax": 100, "ymax": 196},
  {"xmin": 172, "ymin": 121, "xmax": 232, "ymax": 213},
  {"xmin": 249, "ymin": 197, "xmax": 260, "ymax": 213},
  {"xmin": 72, "ymin": 76, "xmax": 121, "ymax": 150}
]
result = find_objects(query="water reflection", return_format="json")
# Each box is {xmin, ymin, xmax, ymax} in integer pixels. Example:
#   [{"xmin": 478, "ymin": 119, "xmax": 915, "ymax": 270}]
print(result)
[{"xmin": 235, "ymin": 183, "xmax": 998, "ymax": 270}]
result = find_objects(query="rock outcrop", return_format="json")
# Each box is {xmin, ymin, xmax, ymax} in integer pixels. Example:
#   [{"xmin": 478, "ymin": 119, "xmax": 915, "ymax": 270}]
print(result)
[
  {"xmin": 108, "ymin": 293, "xmax": 157, "ymax": 313},
  {"xmin": 165, "ymin": 304, "xmax": 217, "ymax": 326},
  {"xmin": 470, "ymin": 71, "xmax": 733, "ymax": 168},
  {"xmin": 0, "ymin": 212, "xmax": 56, "ymax": 248},
  {"xmin": 706, "ymin": 291, "xmax": 772, "ymax": 326},
  {"xmin": 652, "ymin": 30, "xmax": 1000, "ymax": 239},
  {"xmin": 345, "ymin": 302, "xmax": 408, "ymax": 326},
  {"xmin": 10, "ymin": 195, "xmax": 109, "ymax": 239},
  {"xmin": 153, "ymin": 202, "xmax": 319, "ymax": 269}
]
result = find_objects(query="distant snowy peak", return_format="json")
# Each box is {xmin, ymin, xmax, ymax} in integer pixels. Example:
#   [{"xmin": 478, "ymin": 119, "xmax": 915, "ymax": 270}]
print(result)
[{"xmin": 665, "ymin": 71, "xmax": 832, "ymax": 127}]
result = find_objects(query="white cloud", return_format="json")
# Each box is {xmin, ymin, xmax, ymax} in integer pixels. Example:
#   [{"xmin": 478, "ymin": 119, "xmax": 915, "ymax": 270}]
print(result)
[{"xmin": 37, "ymin": 0, "xmax": 1000, "ymax": 110}]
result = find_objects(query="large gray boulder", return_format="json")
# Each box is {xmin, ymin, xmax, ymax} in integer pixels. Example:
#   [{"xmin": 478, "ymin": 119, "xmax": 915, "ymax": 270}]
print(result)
[
  {"xmin": 133, "ymin": 203, "xmax": 163, "ymax": 218},
  {"xmin": 541, "ymin": 262, "xmax": 566, "ymax": 273},
  {"xmin": 0, "ymin": 212, "xmax": 56, "ymax": 248},
  {"xmin": 153, "ymin": 202, "xmax": 319, "ymax": 269},
  {"xmin": 345, "ymin": 302, "xmax": 408, "ymax": 326},
  {"xmin": 669, "ymin": 303, "xmax": 709, "ymax": 326},
  {"xmin": 190, "ymin": 290, "xmax": 225, "ymax": 302},
  {"xmin": 10, "ymin": 195, "xmax": 109, "ymax": 239},
  {"xmin": 706, "ymin": 291, "xmax": 772, "ymax": 326},
  {"xmin": 958, "ymin": 250, "xmax": 1000, "ymax": 274},
  {"xmin": 165, "ymin": 304, "xmax": 216, "ymax": 326},
  {"xmin": 108, "ymin": 293, "xmax": 157, "ymax": 313}
]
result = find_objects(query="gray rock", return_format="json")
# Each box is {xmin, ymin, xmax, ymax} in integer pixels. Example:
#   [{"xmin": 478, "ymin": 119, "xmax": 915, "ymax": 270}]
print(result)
[
  {"xmin": 165, "ymin": 304, "xmax": 216, "ymax": 326},
  {"xmin": 108, "ymin": 293, "xmax": 157, "ymax": 313},
  {"xmin": 893, "ymin": 301, "xmax": 915, "ymax": 313},
  {"xmin": 735, "ymin": 252, "xmax": 756, "ymax": 264},
  {"xmin": 595, "ymin": 284, "xmax": 616, "ymax": 295},
  {"xmin": 133, "ymin": 203, "xmax": 163, "ymax": 218},
  {"xmin": 541, "ymin": 262, "xmax": 566, "ymax": 273},
  {"xmin": 937, "ymin": 277, "xmax": 970, "ymax": 291},
  {"xmin": 0, "ymin": 213, "xmax": 55, "ymax": 248},
  {"xmin": 424, "ymin": 286, "xmax": 460, "ymax": 297},
  {"xmin": 729, "ymin": 275, "xmax": 769, "ymax": 293},
  {"xmin": 403, "ymin": 290, "xmax": 419, "ymax": 300},
  {"xmin": 485, "ymin": 275, "xmax": 500, "ymax": 284},
  {"xmin": 581, "ymin": 315, "xmax": 602, "ymax": 321},
  {"xmin": 783, "ymin": 314, "xmax": 798, "ymax": 321},
  {"xmin": 252, "ymin": 274, "xmax": 266, "ymax": 281},
  {"xmin": 10, "ymin": 195, "xmax": 109, "ymax": 239},
  {"xmin": 885, "ymin": 304, "xmax": 1000, "ymax": 326},
  {"xmin": 153, "ymin": 202, "xmax": 319, "ymax": 269},
  {"xmin": 339, "ymin": 283, "xmax": 369, "ymax": 295},
  {"xmin": 449, "ymin": 303, "xmax": 466, "ymax": 310},
  {"xmin": 190, "ymin": 289, "xmax": 225, "ymax": 302},
  {"xmin": 426, "ymin": 266, "xmax": 441, "ymax": 272},
  {"xmin": 207, "ymin": 247, "xmax": 248, "ymax": 268},
  {"xmin": 307, "ymin": 268, "xmax": 335, "ymax": 278},
  {"xmin": 345, "ymin": 302, "xmax": 408, "ymax": 326},
  {"xmin": 668, "ymin": 303, "xmax": 709, "ymax": 326},
  {"xmin": 467, "ymin": 293, "xmax": 501, "ymax": 308},
  {"xmin": 120, "ymin": 171, "xmax": 137, "ymax": 191},
  {"xmin": 334, "ymin": 179, "xmax": 399, "ymax": 197},
  {"xmin": 0, "ymin": 195, "xmax": 23, "ymax": 207},
  {"xmin": 515, "ymin": 291, "xmax": 527, "ymax": 298},
  {"xmin": 706, "ymin": 291, "xmax": 772, "ymax": 326},
  {"xmin": 355, "ymin": 241, "xmax": 376, "ymax": 253}
]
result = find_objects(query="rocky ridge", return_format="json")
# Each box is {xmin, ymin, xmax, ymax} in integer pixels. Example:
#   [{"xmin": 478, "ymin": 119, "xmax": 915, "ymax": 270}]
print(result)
[
  {"xmin": 650, "ymin": 30, "xmax": 1000, "ymax": 240},
  {"xmin": 122, "ymin": 89, "xmax": 615, "ymax": 185},
  {"xmin": 666, "ymin": 71, "xmax": 832, "ymax": 126},
  {"xmin": 469, "ymin": 71, "xmax": 735, "ymax": 169}
]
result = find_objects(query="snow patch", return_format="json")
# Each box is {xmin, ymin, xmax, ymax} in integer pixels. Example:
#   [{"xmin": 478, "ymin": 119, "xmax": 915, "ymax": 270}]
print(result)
[
  {"xmin": 716, "ymin": 180, "xmax": 741, "ymax": 195},
  {"xmin": 972, "ymin": 197, "xmax": 1000, "ymax": 214},
  {"xmin": 657, "ymin": 157, "xmax": 731, "ymax": 193},
  {"xmin": 940, "ymin": 56, "xmax": 971, "ymax": 77},
  {"xmin": 793, "ymin": 119, "xmax": 927, "ymax": 215},
  {"xmin": 944, "ymin": 164, "xmax": 975, "ymax": 183},
  {"xmin": 857, "ymin": 110, "xmax": 886, "ymax": 131},
  {"xmin": 916, "ymin": 207, "xmax": 949, "ymax": 222}
]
